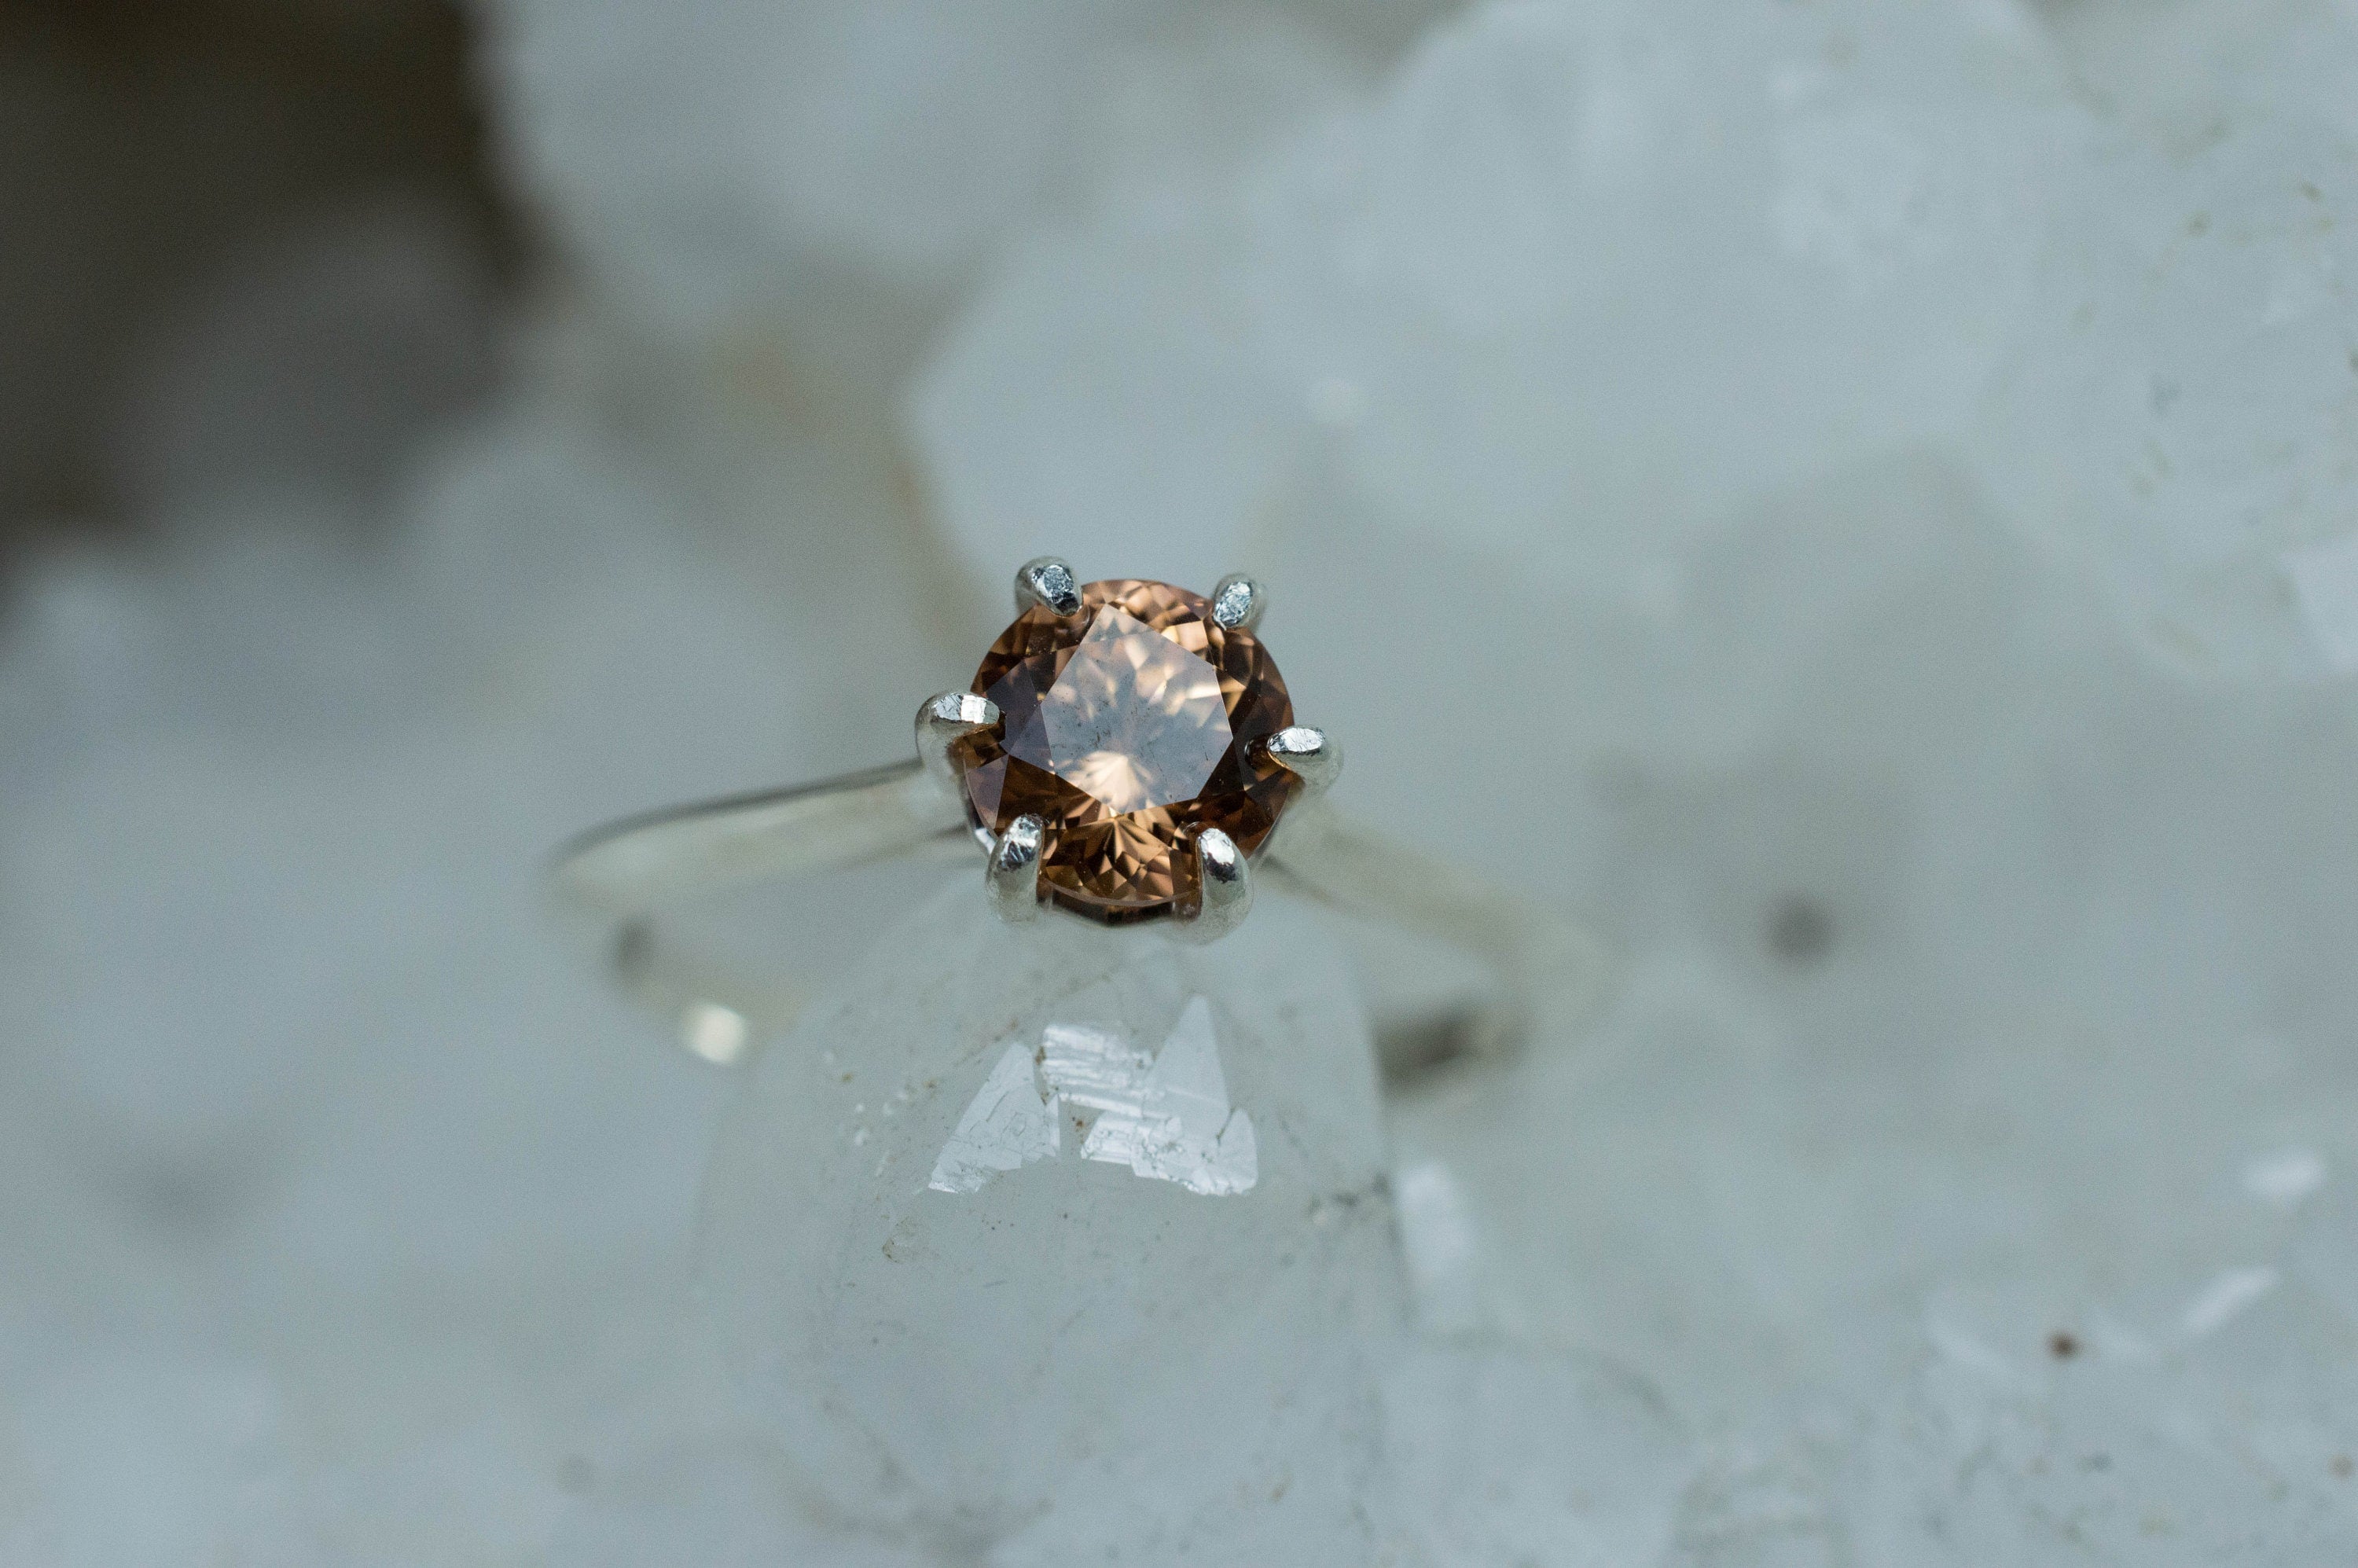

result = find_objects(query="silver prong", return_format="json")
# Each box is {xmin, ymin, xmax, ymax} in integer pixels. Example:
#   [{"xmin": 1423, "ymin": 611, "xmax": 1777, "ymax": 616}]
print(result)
[
  {"xmin": 1014, "ymin": 556, "xmax": 1082, "ymax": 617},
  {"xmin": 916, "ymin": 691, "xmax": 998, "ymax": 792},
  {"xmin": 1210, "ymin": 574, "xmax": 1264, "ymax": 633},
  {"xmin": 1171, "ymin": 828, "xmax": 1251, "ymax": 944},
  {"xmin": 1259, "ymin": 725, "xmax": 1341, "ymax": 796},
  {"xmin": 986, "ymin": 814, "xmax": 1046, "ymax": 923}
]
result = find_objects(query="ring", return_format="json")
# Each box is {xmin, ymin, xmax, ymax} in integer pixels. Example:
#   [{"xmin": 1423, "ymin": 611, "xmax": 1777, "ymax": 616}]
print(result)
[{"xmin": 550, "ymin": 559, "xmax": 1605, "ymax": 1067}]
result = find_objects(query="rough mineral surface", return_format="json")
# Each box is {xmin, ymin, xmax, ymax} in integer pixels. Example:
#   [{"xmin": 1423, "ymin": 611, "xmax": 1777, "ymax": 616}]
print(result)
[
  {"xmin": 949, "ymin": 578, "xmax": 1299, "ymax": 922},
  {"xmin": 15, "ymin": 0, "xmax": 2358, "ymax": 1563},
  {"xmin": 688, "ymin": 883, "xmax": 1406, "ymax": 1562}
]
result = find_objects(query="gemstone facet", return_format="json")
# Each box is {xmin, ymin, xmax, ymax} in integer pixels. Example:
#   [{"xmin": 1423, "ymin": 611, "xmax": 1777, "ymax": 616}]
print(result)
[{"xmin": 949, "ymin": 579, "xmax": 1301, "ymax": 923}]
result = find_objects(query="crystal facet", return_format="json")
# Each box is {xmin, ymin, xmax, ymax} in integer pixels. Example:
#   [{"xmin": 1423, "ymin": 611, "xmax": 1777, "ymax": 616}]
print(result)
[{"xmin": 949, "ymin": 578, "xmax": 1300, "ymax": 922}]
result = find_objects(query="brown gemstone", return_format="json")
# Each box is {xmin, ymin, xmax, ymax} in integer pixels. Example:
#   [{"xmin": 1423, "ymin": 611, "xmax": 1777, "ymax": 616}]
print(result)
[{"xmin": 948, "ymin": 578, "xmax": 1302, "ymax": 924}]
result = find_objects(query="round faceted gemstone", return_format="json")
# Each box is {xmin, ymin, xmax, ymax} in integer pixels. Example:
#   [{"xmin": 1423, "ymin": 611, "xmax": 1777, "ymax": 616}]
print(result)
[{"xmin": 949, "ymin": 579, "xmax": 1302, "ymax": 924}]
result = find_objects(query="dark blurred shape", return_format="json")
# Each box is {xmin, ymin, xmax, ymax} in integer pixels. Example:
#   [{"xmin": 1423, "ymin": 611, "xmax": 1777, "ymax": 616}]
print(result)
[
  {"xmin": 107, "ymin": 189, "xmax": 502, "ymax": 521},
  {"xmin": 1373, "ymin": 1010, "xmax": 1480, "ymax": 1092},
  {"xmin": 0, "ymin": 0, "xmax": 519, "ymax": 545},
  {"xmin": 1765, "ymin": 893, "xmax": 1835, "ymax": 966}
]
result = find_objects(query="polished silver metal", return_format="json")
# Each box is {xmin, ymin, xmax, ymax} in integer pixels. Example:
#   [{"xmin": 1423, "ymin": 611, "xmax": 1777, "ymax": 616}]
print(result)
[
  {"xmin": 1210, "ymin": 574, "xmax": 1264, "ymax": 633},
  {"xmin": 1259, "ymin": 725, "xmax": 1340, "ymax": 796},
  {"xmin": 916, "ymin": 691, "xmax": 997, "ymax": 795},
  {"xmin": 1014, "ymin": 556, "xmax": 1082, "ymax": 616},
  {"xmin": 552, "ymin": 756, "xmax": 1607, "ymax": 1072},
  {"xmin": 1170, "ymin": 827, "xmax": 1251, "ymax": 944},
  {"xmin": 549, "ymin": 759, "xmax": 971, "ymax": 1056},
  {"xmin": 986, "ymin": 813, "xmax": 1046, "ymax": 924}
]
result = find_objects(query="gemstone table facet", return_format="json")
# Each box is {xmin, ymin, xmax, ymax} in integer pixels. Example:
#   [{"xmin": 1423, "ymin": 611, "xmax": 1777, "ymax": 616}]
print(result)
[{"xmin": 949, "ymin": 579, "xmax": 1301, "ymax": 923}]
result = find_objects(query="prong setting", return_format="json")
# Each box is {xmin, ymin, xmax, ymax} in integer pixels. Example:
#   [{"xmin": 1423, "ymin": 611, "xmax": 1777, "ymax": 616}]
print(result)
[
  {"xmin": 1210, "ymin": 574, "xmax": 1264, "ymax": 633},
  {"xmin": 1014, "ymin": 556, "xmax": 1082, "ymax": 617},
  {"xmin": 1170, "ymin": 828, "xmax": 1251, "ymax": 943},
  {"xmin": 986, "ymin": 814, "xmax": 1046, "ymax": 924},
  {"xmin": 940, "ymin": 575, "xmax": 1307, "ymax": 938},
  {"xmin": 1259, "ymin": 725, "xmax": 1341, "ymax": 796},
  {"xmin": 916, "ymin": 691, "xmax": 998, "ymax": 793}
]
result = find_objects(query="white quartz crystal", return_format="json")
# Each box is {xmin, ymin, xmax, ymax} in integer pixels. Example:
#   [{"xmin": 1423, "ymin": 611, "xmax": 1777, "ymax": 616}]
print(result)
[
  {"xmin": 905, "ymin": 18, "xmax": 1363, "ymax": 591},
  {"xmin": 2044, "ymin": 0, "xmax": 2358, "ymax": 146},
  {"xmin": 1383, "ymin": 1344, "xmax": 1690, "ymax": 1568},
  {"xmin": 1971, "ymin": 110, "xmax": 2358, "ymax": 679},
  {"xmin": 479, "ymin": 0, "xmax": 1383, "ymax": 380},
  {"xmin": 914, "ymin": 0, "xmax": 2077, "ymax": 602},
  {"xmin": 0, "ymin": 360, "xmax": 946, "ymax": 1562},
  {"xmin": 690, "ymin": 883, "xmax": 1407, "ymax": 1562},
  {"xmin": 19, "ymin": 0, "xmax": 2358, "ymax": 1559},
  {"xmin": 1244, "ymin": 0, "xmax": 2071, "ymax": 577},
  {"xmin": 484, "ymin": 0, "xmax": 1129, "ymax": 311}
]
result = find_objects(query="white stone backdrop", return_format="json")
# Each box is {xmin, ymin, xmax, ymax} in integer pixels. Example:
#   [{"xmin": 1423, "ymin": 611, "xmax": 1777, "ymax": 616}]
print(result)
[{"xmin": 6, "ymin": 0, "xmax": 2358, "ymax": 1562}]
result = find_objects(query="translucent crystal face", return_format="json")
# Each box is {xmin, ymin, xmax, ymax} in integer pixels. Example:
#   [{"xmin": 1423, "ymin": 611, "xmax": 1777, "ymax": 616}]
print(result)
[{"xmin": 949, "ymin": 579, "xmax": 1300, "ymax": 924}]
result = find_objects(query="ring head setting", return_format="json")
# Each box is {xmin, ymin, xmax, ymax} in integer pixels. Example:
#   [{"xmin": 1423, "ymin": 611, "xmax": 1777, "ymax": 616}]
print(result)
[{"xmin": 948, "ymin": 578, "xmax": 1302, "ymax": 925}]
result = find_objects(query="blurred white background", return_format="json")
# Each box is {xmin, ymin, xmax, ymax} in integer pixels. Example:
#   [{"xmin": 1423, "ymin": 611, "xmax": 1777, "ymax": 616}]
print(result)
[{"xmin": 5, "ymin": 0, "xmax": 2358, "ymax": 1561}]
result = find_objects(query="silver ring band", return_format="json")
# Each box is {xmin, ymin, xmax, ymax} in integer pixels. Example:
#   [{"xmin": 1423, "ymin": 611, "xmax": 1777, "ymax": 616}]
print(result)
[{"xmin": 549, "ymin": 758, "xmax": 1609, "ymax": 1075}]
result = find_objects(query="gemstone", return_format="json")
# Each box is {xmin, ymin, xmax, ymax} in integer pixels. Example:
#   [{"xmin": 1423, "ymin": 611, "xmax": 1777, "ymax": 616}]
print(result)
[{"xmin": 949, "ymin": 579, "xmax": 1302, "ymax": 923}]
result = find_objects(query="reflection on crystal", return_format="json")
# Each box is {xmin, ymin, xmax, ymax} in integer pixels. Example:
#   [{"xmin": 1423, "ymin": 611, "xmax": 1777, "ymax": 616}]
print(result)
[
  {"xmin": 2179, "ymin": 1266, "xmax": 2277, "ymax": 1339},
  {"xmin": 1038, "ymin": 1018, "xmax": 1155, "ymax": 1110},
  {"xmin": 1070, "ymin": 998, "xmax": 1258, "ymax": 1198},
  {"xmin": 678, "ymin": 1001, "xmax": 750, "ymax": 1066},
  {"xmin": 927, "ymin": 997, "xmax": 1257, "ymax": 1198},
  {"xmin": 927, "ymin": 1041, "xmax": 1060, "ymax": 1195},
  {"xmin": 2242, "ymin": 1148, "xmax": 2327, "ymax": 1208},
  {"xmin": 1394, "ymin": 1159, "xmax": 1483, "ymax": 1336}
]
